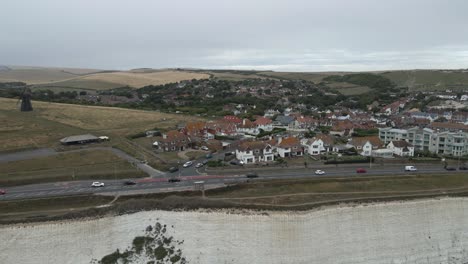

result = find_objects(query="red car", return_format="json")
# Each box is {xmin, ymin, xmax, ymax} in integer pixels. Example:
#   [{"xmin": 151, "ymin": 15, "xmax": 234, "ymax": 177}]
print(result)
[
  {"xmin": 0, "ymin": 189, "xmax": 6, "ymax": 195},
  {"xmin": 356, "ymin": 168, "xmax": 367, "ymax": 173}
]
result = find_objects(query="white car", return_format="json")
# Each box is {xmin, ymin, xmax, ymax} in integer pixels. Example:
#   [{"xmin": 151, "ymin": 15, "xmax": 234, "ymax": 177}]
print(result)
[
  {"xmin": 91, "ymin": 182, "xmax": 105, "ymax": 187},
  {"xmin": 195, "ymin": 163, "xmax": 204, "ymax": 168},
  {"xmin": 315, "ymin": 170, "xmax": 325, "ymax": 175},
  {"xmin": 183, "ymin": 161, "xmax": 193, "ymax": 168},
  {"xmin": 201, "ymin": 146, "xmax": 209, "ymax": 151}
]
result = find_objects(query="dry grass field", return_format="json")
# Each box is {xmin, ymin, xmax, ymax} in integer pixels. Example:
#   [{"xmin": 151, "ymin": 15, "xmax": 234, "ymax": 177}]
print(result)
[
  {"xmin": 34, "ymin": 70, "xmax": 210, "ymax": 90},
  {"xmin": 0, "ymin": 97, "xmax": 206, "ymax": 152},
  {"xmin": 0, "ymin": 68, "xmax": 78, "ymax": 84}
]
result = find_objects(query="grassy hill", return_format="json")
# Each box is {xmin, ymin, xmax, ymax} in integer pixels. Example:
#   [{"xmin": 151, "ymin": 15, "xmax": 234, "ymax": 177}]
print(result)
[
  {"xmin": 382, "ymin": 70, "xmax": 468, "ymax": 92},
  {"xmin": 0, "ymin": 97, "xmax": 205, "ymax": 152}
]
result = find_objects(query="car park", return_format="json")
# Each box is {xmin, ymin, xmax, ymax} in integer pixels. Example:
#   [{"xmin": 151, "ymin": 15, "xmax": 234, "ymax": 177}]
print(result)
[
  {"xmin": 183, "ymin": 161, "xmax": 193, "ymax": 168},
  {"xmin": 168, "ymin": 178, "xmax": 181, "ymax": 183},
  {"xmin": 0, "ymin": 189, "xmax": 6, "ymax": 195},
  {"xmin": 195, "ymin": 163, "xmax": 204, "ymax": 168},
  {"xmin": 123, "ymin": 180, "xmax": 136, "ymax": 185},
  {"xmin": 91, "ymin": 182, "xmax": 105, "ymax": 187},
  {"xmin": 202, "ymin": 159, "xmax": 209, "ymax": 165},
  {"xmin": 356, "ymin": 168, "xmax": 367, "ymax": 173},
  {"xmin": 246, "ymin": 172, "xmax": 258, "ymax": 178},
  {"xmin": 315, "ymin": 170, "xmax": 325, "ymax": 175},
  {"xmin": 205, "ymin": 153, "xmax": 213, "ymax": 159}
]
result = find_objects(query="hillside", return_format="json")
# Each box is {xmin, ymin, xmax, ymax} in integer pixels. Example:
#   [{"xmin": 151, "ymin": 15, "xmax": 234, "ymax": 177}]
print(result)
[{"xmin": 382, "ymin": 69, "xmax": 468, "ymax": 92}]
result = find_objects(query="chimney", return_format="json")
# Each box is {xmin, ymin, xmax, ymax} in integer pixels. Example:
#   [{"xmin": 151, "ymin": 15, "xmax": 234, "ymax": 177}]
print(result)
[{"xmin": 163, "ymin": 133, "xmax": 167, "ymax": 139}]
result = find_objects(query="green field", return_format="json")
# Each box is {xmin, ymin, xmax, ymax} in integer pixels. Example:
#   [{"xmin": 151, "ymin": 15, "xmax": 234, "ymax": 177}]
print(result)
[{"xmin": 0, "ymin": 149, "xmax": 145, "ymax": 186}]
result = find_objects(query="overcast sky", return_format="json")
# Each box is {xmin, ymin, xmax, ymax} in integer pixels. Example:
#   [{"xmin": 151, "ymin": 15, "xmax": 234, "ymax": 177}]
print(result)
[{"xmin": 1, "ymin": 0, "xmax": 468, "ymax": 71}]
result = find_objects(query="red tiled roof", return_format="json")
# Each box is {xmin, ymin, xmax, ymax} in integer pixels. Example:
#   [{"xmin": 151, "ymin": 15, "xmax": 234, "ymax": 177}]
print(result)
[
  {"xmin": 278, "ymin": 137, "xmax": 301, "ymax": 148},
  {"xmin": 254, "ymin": 117, "xmax": 272, "ymax": 126}
]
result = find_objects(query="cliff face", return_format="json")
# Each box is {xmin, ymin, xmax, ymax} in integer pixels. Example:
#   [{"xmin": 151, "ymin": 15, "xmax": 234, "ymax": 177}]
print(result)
[{"xmin": 1, "ymin": 198, "xmax": 468, "ymax": 264}]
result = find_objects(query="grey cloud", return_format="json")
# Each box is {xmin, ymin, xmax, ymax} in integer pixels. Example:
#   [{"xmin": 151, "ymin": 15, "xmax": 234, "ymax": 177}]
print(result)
[{"xmin": 1, "ymin": 0, "xmax": 468, "ymax": 71}]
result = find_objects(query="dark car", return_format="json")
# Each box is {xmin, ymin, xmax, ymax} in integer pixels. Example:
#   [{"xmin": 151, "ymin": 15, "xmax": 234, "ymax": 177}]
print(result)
[
  {"xmin": 356, "ymin": 168, "xmax": 367, "ymax": 173},
  {"xmin": 0, "ymin": 189, "xmax": 5, "ymax": 195},
  {"xmin": 246, "ymin": 172, "xmax": 258, "ymax": 178},
  {"xmin": 205, "ymin": 153, "xmax": 213, "ymax": 159},
  {"xmin": 202, "ymin": 159, "xmax": 209, "ymax": 165},
  {"xmin": 124, "ymin": 180, "xmax": 136, "ymax": 185},
  {"xmin": 169, "ymin": 167, "xmax": 179, "ymax": 173},
  {"xmin": 445, "ymin": 167, "xmax": 457, "ymax": 171},
  {"xmin": 459, "ymin": 166, "xmax": 468, "ymax": 170},
  {"xmin": 168, "ymin": 178, "xmax": 181, "ymax": 183}
]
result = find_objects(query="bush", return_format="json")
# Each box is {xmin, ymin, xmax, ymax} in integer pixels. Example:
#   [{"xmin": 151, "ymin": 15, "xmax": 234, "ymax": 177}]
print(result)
[{"xmin": 324, "ymin": 157, "xmax": 373, "ymax": 164}]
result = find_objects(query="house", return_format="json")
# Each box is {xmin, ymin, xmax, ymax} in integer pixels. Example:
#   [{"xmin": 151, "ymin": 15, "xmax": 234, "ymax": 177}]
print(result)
[
  {"xmin": 152, "ymin": 130, "xmax": 190, "ymax": 152},
  {"xmin": 330, "ymin": 120, "xmax": 354, "ymax": 137},
  {"xmin": 237, "ymin": 119, "xmax": 259, "ymax": 135},
  {"xmin": 235, "ymin": 141, "xmax": 275, "ymax": 164},
  {"xmin": 387, "ymin": 140, "xmax": 415, "ymax": 157},
  {"xmin": 276, "ymin": 137, "xmax": 303, "ymax": 158},
  {"xmin": 273, "ymin": 115, "xmax": 295, "ymax": 128},
  {"xmin": 254, "ymin": 116, "xmax": 273, "ymax": 132},
  {"xmin": 223, "ymin": 115, "xmax": 242, "ymax": 125},
  {"xmin": 206, "ymin": 121, "xmax": 238, "ymax": 137},
  {"xmin": 302, "ymin": 134, "xmax": 334, "ymax": 155},
  {"xmin": 293, "ymin": 116, "xmax": 316, "ymax": 129},
  {"xmin": 348, "ymin": 136, "xmax": 383, "ymax": 156},
  {"xmin": 264, "ymin": 109, "xmax": 280, "ymax": 118}
]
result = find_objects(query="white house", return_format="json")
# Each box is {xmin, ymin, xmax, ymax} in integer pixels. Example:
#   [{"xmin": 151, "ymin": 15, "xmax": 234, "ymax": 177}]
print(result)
[
  {"xmin": 276, "ymin": 137, "xmax": 303, "ymax": 158},
  {"xmin": 302, "ymin": 134, "xmax": 334, "ymax": 156},
  {"xmin": 254, "ymin": 117, "xmax": 273, "ymax": 132},
  {"xmin": 348, "ymin": 136, "xmax": 383, "ymax": 157},
  {"xmin": 387, "ymin": 140, "xmax": 415, "ymax": 157},
  {"xmin": 235, "ymin": 141, "xmax": 274, "ymax": 164}
]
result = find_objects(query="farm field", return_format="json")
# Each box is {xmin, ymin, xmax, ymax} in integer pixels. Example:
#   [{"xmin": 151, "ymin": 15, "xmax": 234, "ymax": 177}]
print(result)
[{"xmin": 382, "ymin": 69, "xmax": 468, "ymax": 91}]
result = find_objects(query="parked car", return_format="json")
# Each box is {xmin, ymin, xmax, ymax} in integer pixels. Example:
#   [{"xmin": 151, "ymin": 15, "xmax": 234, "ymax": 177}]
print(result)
[
  {"xmin": 202, "ymin": 159, "xmax": 209, "ymax": 165},
  {"xmin": 445, "ymin": 167, "xmax": 457, "ymax": 171},
  {"xmin": 356, "ymin": 168, "xmax": 367, "ymax": 173},
  {"xmin": 246, "ymin": 172, "xmax": 258, "ymax": 178},
  {"xmin": 168, "ymin": 178, "xmax": 181, "ymax": 183},
  {"xmin": 404, "ymin": 166, "xmax": 417, "ymax": 172},
  {"xmin": 459, "ymin": 166, "xmax": 468, "ymax": 170},
  {"xmin": 183, "ymin": 161, "xmax": 193, "ymax": 168},
  {"xmin": 91, "ymin": 182, "xmax": 105, "ymax": 187},
  {"xmin": 123, "ymin": 180, "xmax": 136, "ymax": 185},
  {"xmin": 169, "ymin": 167, "xmax": 179, "ymax": 173},
  {"xmin": 201, "ymin": 146, "xmax": 209, "ymax": 151},
  {"xmin": 195, "ymin": 163, "xmax": 204, "ymax": 168},
  {"xmin": 205, "ymin": 153, "xmax": 213, "ymax": 159},
  {"xmin": 315, "ymin": 170, "xmax": 325, "ymax": 175},
  {"xmin": 0, "ymin": 189, "xmax": 6, "ymax": 195}
]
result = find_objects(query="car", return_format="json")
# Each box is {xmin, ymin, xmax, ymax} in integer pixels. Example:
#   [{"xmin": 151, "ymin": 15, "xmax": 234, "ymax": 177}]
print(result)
[
  {"xmin": 246, "ymin": 172, "xmax": 258, "ymax": 178},
  {"xmin": 239, "ymin": 160, "xmax": 245, "ymax": 165},
  {"xmin": 205, "ymin": 153, "xmax": 213, "ymax": 159},
  {"xmin": 201, "ymin": 146, "xmax": 209, "ymax": 151},
  {"xmin": 168, "ymin": 178, "xmax": 181, "ymax": 183},
  {"xmin": 169, "ymin": 167, "xmax": 179, "ymax": 173},
  {"xmin": 91, "ymin": 182, "xmax": 105, "ymax": 187},
  {"xmin": 356, "ymin": 168, "xmax": 367, "ymax": 173},
  {"xmin": 183, "ymin": 161, "xmax": 193, "ymax": 168},
  {"xmin": 315, "ymin": 170, "xmax": 325, "ymax": 175},
  {"xmin": 202, "ymin": 159, "xmax": 209, "ymax": 165},
  {"xmin": 404, "ymin": 166, "xmax": 417, "ymax": 172},
  {"xmin": 459, "ymin": 166, "xmax": 468, "ymax": 170},
  {"xmin": 230, "ymin": 160, "xmax": 239, "ymax": 165},
  {"xmin": 0, "ymin": 189, "xmax": 6, "ymax": 195},
  {"xmin": 123, "ymin": 180, "xmax": 136, "ymax": 185},
  {"xmin": 195, "ymin": 163, "xmax": 204, "ymax": 168},
  {"xmin": 445, "ymin": 167, "xmax": 457, "ymax": 171}
]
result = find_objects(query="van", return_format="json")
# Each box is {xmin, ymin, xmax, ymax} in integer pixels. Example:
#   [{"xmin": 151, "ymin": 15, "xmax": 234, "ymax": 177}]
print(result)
[{"xmin": 405, "ymin": 166, "xmax": 417, "ymax": 171}]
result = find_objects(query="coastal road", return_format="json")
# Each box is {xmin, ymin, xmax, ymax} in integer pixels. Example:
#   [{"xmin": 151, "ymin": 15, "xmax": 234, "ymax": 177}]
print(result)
[{"xmin": 0, "ymin": 164, "xmax": 462, "ymax": 201}]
